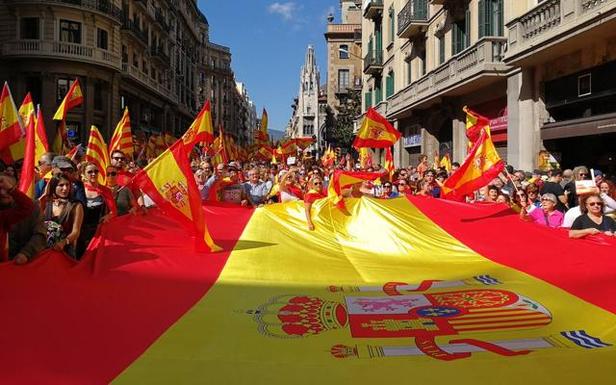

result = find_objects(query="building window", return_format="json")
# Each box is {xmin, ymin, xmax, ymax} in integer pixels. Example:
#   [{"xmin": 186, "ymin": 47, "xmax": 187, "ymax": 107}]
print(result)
[
  {"xmin": 338, "ymin": 69, "xmax": 350, "ymax": 91},
  {"xmin": 388, "ymin": 6, "xmax": 395, "ymax": 44},
  {"xmin": 438, "ymin": 35, "xmax": 445, "ymax": 65},
  {"xmin": 365, "ymin": 89, "xmax": 373, "ymax": 109},
  {"xmin": 94, "ymin": 82, "xmax": 103, "ymax": 111},
  {"xmin": 478, "ymin": 0, "xmax": 504, "ymax": 38},
  {"xmin": 452, "ymin": 8, "xmax": 471, "ymax": 55},
  {"xmin": 20, "ymin": 17, "xmax": 40, "ymax": 40},
  {"xmin": 122, "ymin": 45, "xmax": 128, "ymax": 63},
  {"xmin": 59, "ymin": 20, "xmax": 81, "ymax": 44},
  {"xmin": 56, "ymin": 78, "xmax": 76, "ymax": 104},
  {"xmin": 375, "ymin": 81, "xmax": 383, "ymax": 104},
  {"xmin": 339, "ymin": 44, "xmax": 349, "ymax": 59},
  {"xmin": 386, "ymin": 71, "xmax": 395, "ymax": 98},
  {"xmin": 97, "ymin": 28, "xmax": 108, "ymax": 50}
]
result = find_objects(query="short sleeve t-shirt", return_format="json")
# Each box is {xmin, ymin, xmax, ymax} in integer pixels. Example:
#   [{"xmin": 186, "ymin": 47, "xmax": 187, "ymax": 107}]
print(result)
[
  {"xmin": 570, "ymin": 215, "xmax": 616, "ymax": 232},
  {"xmin": 528, "ymin": 209, "xmax": 564, "ymax": 228}
]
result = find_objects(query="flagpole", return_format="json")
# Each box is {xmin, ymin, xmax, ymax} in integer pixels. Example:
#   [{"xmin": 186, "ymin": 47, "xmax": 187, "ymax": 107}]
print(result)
[{"xmin": 503, "ymin": 168, "xmax": 520, "ymax": 193}]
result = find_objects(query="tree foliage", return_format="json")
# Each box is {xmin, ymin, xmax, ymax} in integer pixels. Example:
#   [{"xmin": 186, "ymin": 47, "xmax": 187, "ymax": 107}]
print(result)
[{"xmin": 327, "ymin": 89, "xmax": 361, "ymax": 150}]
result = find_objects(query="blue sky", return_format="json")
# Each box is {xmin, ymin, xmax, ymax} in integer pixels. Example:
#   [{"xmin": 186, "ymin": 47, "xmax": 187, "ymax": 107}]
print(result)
[{"xmin": 198, "ymin": 1, "xmax": 338, "ymax": 133}]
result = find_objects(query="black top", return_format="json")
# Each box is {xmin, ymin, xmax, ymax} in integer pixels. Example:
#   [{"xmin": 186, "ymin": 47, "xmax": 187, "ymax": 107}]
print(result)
[
  {"xmin": 83, "ymin": 195, "xmax": 106, "ymax": 226},
  {"xmin": 564, "ymin": 181, "xmax": 579, "ymax": 208},
  {"xmin": 570, "ymin": 214, "xmax": 616, "ymax": 232},
  {"xmin": 540, "ymin": 181, "xmax": 567, "ymax": 212}
]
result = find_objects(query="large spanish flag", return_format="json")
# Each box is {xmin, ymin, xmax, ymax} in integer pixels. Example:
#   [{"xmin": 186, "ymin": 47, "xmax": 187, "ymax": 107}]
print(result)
[
  {"xmin": 181, "ymin": 100, "xmax": 215, "ymax": 149},
  {"xmin": 0, "ymin": 82, "xmax": 23, "ymax": 152},
  {"xmin": 353, "ymin": 107, "xmax": 401, "ymax": 148},
  {"xmin": 85, "ymin": 125, "xmax": 110, "ymax": 184},
  {"xmin": 109, "ymin": 107, "xmax": 134, "ymax": 158},
  {"xmin": 0, "ymin": 197, "xmax": 614, "ymax": 384}
]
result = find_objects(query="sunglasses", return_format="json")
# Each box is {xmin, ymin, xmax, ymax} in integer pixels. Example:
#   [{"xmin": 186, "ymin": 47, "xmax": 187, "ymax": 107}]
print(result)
[
  {"xmin": 399, "ymin": 183, "xmax": 407, "ymax": 186},
  {"xmin": 107, "ymin": 172, "xmax": 117, "ymax": 176},
  {"xmin": 587, "ymin": 202, "xmax": 603, "ymax": 207},
  {"xmin": 112, "ymin": 157, "xmax": 126, "ymax": 161},
  {"xmin": 541, "ymin": 198, "xmax": 554, "ymax": 202},
  {"xmin": 87, "ymin": 170, "xmax": 99, "ymax": 175},
  {"xmin": 383, "ymin": 185, "xmax": 392, "ymax": 188},
  {"xmin": 579, "ymin": 173, "xmax": 588, "ymax": 176}
]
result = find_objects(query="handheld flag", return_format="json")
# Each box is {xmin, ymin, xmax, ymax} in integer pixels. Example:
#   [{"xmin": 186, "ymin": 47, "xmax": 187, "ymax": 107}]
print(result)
[
  {"xmin": 321, "ymin": 145, "xmax": 335, "ymax": 167},
  {"xmin": 109, "ymin": 107, "xmax": 134, "ymax": 158},
  {"xmin": 18, "ymin": 112, "xmax": 36, "ymax": 198},
  {"xmin": 384, "ymin": 147, "xmax": 394, "ymax": 177},
  {"xmin": 358, "ymin": 147, "xmax": 373, "ymax": 169},
  {"xmin": 181, "ymin": 101, "xmax": 214, "ymax": 150},
  {"xmin": 0, "ymin": 82, "xmax": 24, "ymax": 152},
  {"xmin": 133, "ymin": 140, "xmax": 221, "ymax": 252},
  {"xmin": 0, "ymin": 92, "xmax": 34, "ymax": 163},
  {"xmin": 85, "ymin": 125, "xmax": 110, "ymax": 184},
  {"xmin": 255, "ymin": 109, "xmax": 268, "ymax": 142},
  {"xmin": 327, "ymin": 169, "xmax": 386, "ymax": 209},
  {"xmin": 353, "ymin": 107, "xmax": 400, "ymax": 148},
  {"xmin": 53, "ymin": 79, "xmax": 84, "ymax": 121},
  {"xmin": 464, "ymin": 106, "xmax": 491, "ymax": 152},
  {"xmin": 441, "ymin": 129, "xmax": 504, "ymax": 200},
  {"xmin": 439, "ymin": 153, "xmax": 452, "ymax": 173}
]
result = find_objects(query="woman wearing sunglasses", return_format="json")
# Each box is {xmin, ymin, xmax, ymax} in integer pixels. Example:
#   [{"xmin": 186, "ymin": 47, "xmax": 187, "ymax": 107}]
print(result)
[
  {"xmin": 107, "ymin": 165, "xmax": 137, "ymax": 216},
  {"xmin": 304, "ymin": 176, "xmax": 326, "ymax": 231},
  {"xmin": 520, "ymin": 193, "xmax": 564, "ymax": 227},
  {"xmin": 569, "ymin": 193, "xmax": 616, "ymax": 238},
  {"xmin": 77, "ymin": 162, "xmax": 117, "ymax": 258}
]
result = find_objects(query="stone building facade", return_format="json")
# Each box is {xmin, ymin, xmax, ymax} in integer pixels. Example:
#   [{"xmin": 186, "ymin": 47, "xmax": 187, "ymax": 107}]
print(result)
[
  {"xmin": 361, "ymin": 0, "xmax": 616, "ymax": 172},
  {"xmin": 0, "ymin": 0, "xmax": 248, "ymax": 149}
]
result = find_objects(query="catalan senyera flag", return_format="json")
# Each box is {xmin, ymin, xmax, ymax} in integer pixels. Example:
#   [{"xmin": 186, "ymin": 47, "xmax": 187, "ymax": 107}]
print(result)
[
  {"xmin": 255, "ymin": 108, "xmax": 268, "ymax": 142},
  {"xmin": 17, "ymin": 111, "xmax": 36, "ymax": 198},
  {"xmin": 133, "ymin": 140, "xmax": 220, "ymax": 252},
  {"xmin": 442, "ymin": 128, "xmax": 504, "ymax": 200},
  {"xmin": 464, "ymin": 106, "xmax": 491, "ymax": 152},
  {"xmin": 85, "ymin": 125, "xmax": 110, "ymax": 184},
  {"xmin": 0, "ymin": 82, "xmax": 23, "ymax": 153},
  {"xmin": 0, "ymin": 92, "xmax": 34, "ymax": 164},
  {"xmin": 211, "ymin": 129, "xmax": 229, "ymax": 166},
  {"xmin": 353, "ymin": 107, "xmax": 401, "ymax": 149},
  {"xmin": 182, "ymin": 101, "xmax": 215, "ymax": 150},
  {"xmin": 53, "ymin": 79, "xmax": 83, "ymax": 154},
  {"xmin": 327, "ymin": 169, "xmax": 385, "ymax": 209},
  {"xmin": 109, "ymin": 107, "xmax": 134, "ymax": 158},
  {"xmin": 4, "ymin": 193, "xmax": 615, "ymax": 384}
]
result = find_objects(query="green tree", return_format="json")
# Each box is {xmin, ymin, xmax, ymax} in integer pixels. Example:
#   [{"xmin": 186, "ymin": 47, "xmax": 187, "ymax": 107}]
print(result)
[{"xmin": 327, "ymin": 89, "xmax": 361, "ymax": 151}]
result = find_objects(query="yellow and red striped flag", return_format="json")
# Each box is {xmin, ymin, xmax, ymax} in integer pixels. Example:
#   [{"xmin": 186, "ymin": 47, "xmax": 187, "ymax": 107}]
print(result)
[
  {"xmin": 0, "ymin": 82, "xmax": 24, "ymax": 153},
  {"xmin": 109, "ymin": 107, "xmax": 133, "ymax": 158},
  {"xmin": 211, "ymin": 129, "xmax": 228, "ymax": 166},
  {"xmin": 353, "ymin": 107, "xmax": 400, "ymax": 148},
  {"xmin": 133, "ymin": 140, "xmax": 220, "ymax": 252},
  {"xmin": 464, "ymin": 106, "xmax": 491, "ymax": 153},
  {"xmin": 181, "ymin": 100, "xmax": 214, "ymax": 150},
  {"xmin": 17, "ymin": 111, "xmax": 36, "ymax": 198},
  {"xmin": 53, "ymin": 79, "xmax": 83, "ymax": 154},
  {"xmin": 85, "ymin": 125, "xmax": 110, "ymax": 184}
]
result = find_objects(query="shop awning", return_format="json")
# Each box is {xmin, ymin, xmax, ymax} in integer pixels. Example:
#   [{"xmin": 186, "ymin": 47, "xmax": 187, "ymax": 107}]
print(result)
[{"xmin": 541, "ymin": 113, "xmax": 616, "ymax": 140}]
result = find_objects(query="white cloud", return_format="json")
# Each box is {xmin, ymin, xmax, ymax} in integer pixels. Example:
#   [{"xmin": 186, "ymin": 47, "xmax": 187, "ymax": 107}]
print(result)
[{"xmin": 268, "ymin": 2, "xmax": 296, "ymax": 21}]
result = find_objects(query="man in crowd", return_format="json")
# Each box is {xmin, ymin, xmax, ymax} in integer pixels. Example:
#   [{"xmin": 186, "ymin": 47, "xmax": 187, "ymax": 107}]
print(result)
[
  {"xmin": 34, "ymin": 152, "xmax": 56, "ymax": 199},
  {"xmin": 540, "ymin": 169, "xmax": 568, "ymax": 212},
  {"xmin": 243, "ymin": 168, "xmax": 272, "ymax": 206},
  {"xmin": 220, "ymin": 165, "xmax": 249, "ymax": 206},
  {"xmin": 0, "ymin": 173, "xmax": 36, "ymax": 263}
]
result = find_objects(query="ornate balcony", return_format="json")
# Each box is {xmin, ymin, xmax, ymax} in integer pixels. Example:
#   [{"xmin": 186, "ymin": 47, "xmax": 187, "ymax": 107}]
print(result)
[
  {"xmin": 1, "ymin": 40, "xmax": 121, "ymax": 70},
  {"xmin": 398, "ymin": 0, "xmax": 429, "ymax": 38},
  {"xmin": 387, "ymin": 37, "xmax": 509, "ymax": 118},
  {"xmin": 6, "ymin": 0, "xmax": 123, "ymax": 23},
  {"xmin": 506, "ymin": 0, "xmax": 616, "ymax": 64},
  {"xmin": 150, "ymin": 46, "xmax": 170, "ymax": 65},
  {"xmin": 363, "ymin": 0, "xmax": 384, "ymax": 19},
  {"xmin": 121, "ymin": 62, "xmax": 177, "ymax": 103},
  {"xmin": 154, "ymin": 8, "xmax": 169, "ymax": 31},
  {"xmin": 121, "ymin": 18, "xmax": 148, "ymax": 46},
  {"xmin": 363, "ymin": 49, "xmax": 383, "ymax": 75}
]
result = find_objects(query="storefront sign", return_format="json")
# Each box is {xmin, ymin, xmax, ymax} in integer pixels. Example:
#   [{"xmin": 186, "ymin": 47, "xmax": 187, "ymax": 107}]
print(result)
[{"xmin": 403, "ymin": 134, "xmax": 422, "ymax": 148}]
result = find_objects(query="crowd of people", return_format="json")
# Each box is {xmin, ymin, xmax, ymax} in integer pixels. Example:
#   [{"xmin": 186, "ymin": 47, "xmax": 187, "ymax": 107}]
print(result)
[{"xmin": 1, "ymin": 148, "xmax": 614, "ymax": 265}]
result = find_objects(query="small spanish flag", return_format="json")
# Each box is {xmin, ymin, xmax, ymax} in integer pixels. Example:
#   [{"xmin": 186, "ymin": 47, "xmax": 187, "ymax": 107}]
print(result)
[
  {"xmin": 181, "ymin": 100, "xmax": 215, "ymax": 150},
  {"xmin": 0, "ymin": 82, "xmax": 23, "ymax": 153},
  {"xmin": 353, "ymin": 107, "xmax": 401, "ymax": 148}
]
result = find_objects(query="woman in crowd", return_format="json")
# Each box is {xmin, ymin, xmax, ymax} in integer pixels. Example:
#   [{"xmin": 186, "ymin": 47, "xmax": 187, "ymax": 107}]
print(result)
[
  {"xmin": 40, "ymin": 173, "xmax": 83, "ymax": 257},
  {"xmin": 304, "ymin": 176, "xmax": 326, "ymax": 231},
  {"xmin": 520, "ymin": 193, "xmax": 564, "ymax": 228},
  {"xmin": 77, "ymin": 163, "xmax": 116, "ymax": 258},
  {"xmin": 194, "ymin": 169, "xmax": 208, "ymax": 194},
  {"xmin": 484, "ymin": 185, "xmax": 499, "ymax": 203},
  {"xmin": 415, "ymin": 179, "xmax": 432, "ymax": 197},
  {"xmin": 569, "ymin": 193, "xmax": 616, "ymax": 238},
  {"xmin": 511, "ymin": 189, "xmax": 528, "ymax": 212},
  {"xmin": 379, "ymin": 181, "xmax": 400, "ymax": 199},
  {"xmin": 599, "ymin": 180, "xmax": 616, "ymax": 217},
  {"xmin": 525, "ymin": 183, "xmax": 541, "ymax": 208},
  {"xmin": 416, "ymin": 155, "xmax": 429, "ymax": 178},
  {"xmin": 107, "ymin": 165, "xmax": 136, "ymax": 216},
  {"xmin": 395, "ymin": 179, "xmax": 412, "ymax": 196},
  {"xmin": 279, "ymin": 168, "xmax": 303, "ymax": 203}
]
